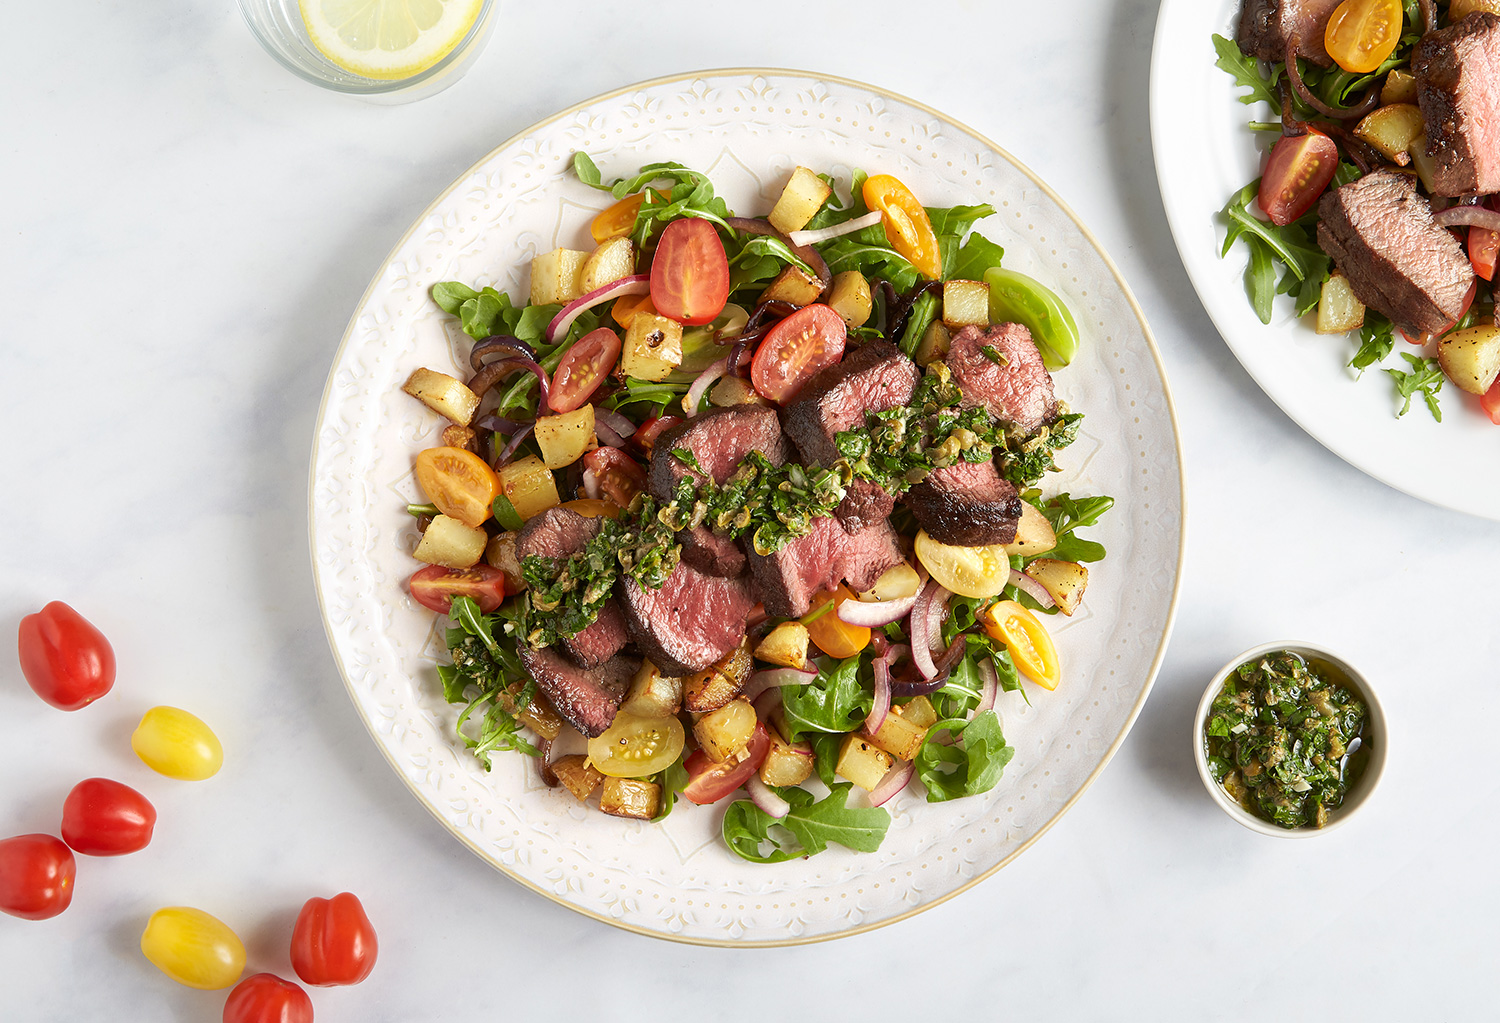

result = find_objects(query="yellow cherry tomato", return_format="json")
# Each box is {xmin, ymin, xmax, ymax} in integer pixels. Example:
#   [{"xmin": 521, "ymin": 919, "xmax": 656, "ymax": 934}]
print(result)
[
  {"xmin": 1325, "ymin": 0, "xmax": 1403, "ymax": 73},
  {"xmin": 586, "ymin": 712, "xmax": 685, "ymax": 778},
  {"xmin": 981, "ymin": 600, "xmax": 1061, "ymax": 690},
  {"xmin": 803, "ymin": 586, "xmax": 871, "ymax": 659},
  {"xmin": 862, "ymin": 174, "xmax": 943, "ymax": 280},
  {"xmin": 913, "ymin": 530, "xmax": 1011, "ymax": 598},
  {"xmin": 414, "ymin": 446, "xmax": 500, "ymax": 528},
  {"xmin": 141, "ymin": 907, "xmax": 246, "ymax": 990},
  {"xmin": 131, "ymin": 706, "xmax": 223, "ymax": 781}
]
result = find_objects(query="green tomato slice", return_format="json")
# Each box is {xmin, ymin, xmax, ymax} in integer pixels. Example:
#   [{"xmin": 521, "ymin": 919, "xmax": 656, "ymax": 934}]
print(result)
[{"xmin": 983, "ymin": 267, "xmax": 1079, "ymax": 370}]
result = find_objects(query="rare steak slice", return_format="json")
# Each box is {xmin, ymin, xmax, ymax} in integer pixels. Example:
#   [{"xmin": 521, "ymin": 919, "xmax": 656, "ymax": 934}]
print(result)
[
  {"xmin": 748, "ymin": 515, "xmax": 905, "ymax": 618},
  {"xmin": 1414, "ymin": 12, "xmax": 1500, "ymax": 197},
  {"xmin": 1317, "ymin": 169, "xmax": 1474, "ymax": 337},
  {"xmin": 677, "ymin": 524, "xmax": 746, "ymax": 579},
  {"xmin": 947, "ymin": 323, "xmax": 1058, "ymax": 434},
  {"xmin": 517, "ymin": 646, "xmax": 635, "ymax": 738},
  {"xmin": 618, "ymin": 561, "xmax": 756, "ymax": 676},
  {"xmin": 515, "ymin": 507, "xmax": 629, "ymax": 668},
  {"xmin": 646, "ymin": 405, "xmax": 788, "ymax": 502},
  {"xmin": 1236, "ymin": 0, "xmax": 1342, "ymax": 67},
  {"xmin": 562, "ymin": 600, "xmax": 630, "ymax": 670},
  {"xmin": 782, "ymin": 341, "xmax": 919, "ymax": 465},
  {"xmin": 903, "ymin": 459, "xmax": 1022, "ymax": 547}
]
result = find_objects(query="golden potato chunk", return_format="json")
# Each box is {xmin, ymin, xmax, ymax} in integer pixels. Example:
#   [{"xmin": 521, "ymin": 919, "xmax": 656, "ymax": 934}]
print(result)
[
  {"xmin": 682, "ymin": 639, "xmax": 752, "ymax": 713},
  {"xmin": 693, "ymin": 697, "xmax": 758, "ymax": 763},
  {"xmin": 768, "ymin": 166, "xmax": 833, "ymax": 235},
  {"xmin": 413, "ymin": 514, "xmax": 487, "ymax": 568},
  {"xmin": 753, "ymin": 622, "xmax": 810, "ymax": 670},
  {"xmin": 551, "ymin": 754, "xmax": 602, "ymax": 802},
  {"xmin": 403, "ymin": 368, "xmax": 479, "ymax": 426},
  {"xmin": 1437, "ymin": 324, "xmax": 1500, "ymax": 395},
  {"xmin": 533, "ymin": 405, "xmax": 597, "ymax": 469},
  {"xmin": 529, "ymin": 248, "xmax": 588, "ymax": 306},
  {"xmin": 941, "ymin": 279, "xmax": 991, "ymax": 328},
  {"xmin": 621, "ymin": 312, "xmax": 683, "ymax": 382},
  {"xmin": 496, "ymin": 455, "xmax": 560, "ymax": 521},
  {"xmin": 758, "ymin": 265, "xmax": 824, "ymax": 307},
  {"xmin": 598, "ymin": 776, "xmax": 659, "ymax": 819},
  {"xmin": 836, "ymin": 734, "xmax": 895, "ymax": 791},
  {"xmin": 1316, "ymin": 272, "xmax": 1365, "ymax": 335}
]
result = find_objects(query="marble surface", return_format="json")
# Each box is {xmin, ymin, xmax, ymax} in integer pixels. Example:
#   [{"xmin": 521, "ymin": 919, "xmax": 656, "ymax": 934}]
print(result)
[{"xmin": 0, "ymin": 1, "xmax": 1495, "ymax": 1019}]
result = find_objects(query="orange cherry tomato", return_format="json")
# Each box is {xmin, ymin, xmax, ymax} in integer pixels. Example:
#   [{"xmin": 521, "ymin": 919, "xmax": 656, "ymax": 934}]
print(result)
[
  {"xmin": 650, "ymin": 218, "xmax": 730, "ymax": 326},
  {"xmin": 290, "ymin": 892, "xmax": 378, "ymax": 987},
  {"xmin": 413, "ymin": 446, "xmax": 499, "ymax": 527},
  {"xmin": 560, "ymin": 498, "xmax": 621, "ymax": 519},
  {"xmin": 862, "ymin": 174, "xmax": 943, "ymax": 280},
  {"xmin": 981, "ymin": 600, "xmax": 1061, "ymax": 690},
  {"xmin": 611, "ymin": 291, "xmax": 658, "ymax": 329},
  {"xmin": 591, "ymin": 189, "xmax": 669, "ymax": 243},
  {"xmin": 408, "ymin": 564, "xmax": 507, "ymax": 614},
  {"xmin": 1325, "ymin": 0, "xmax": 1403, "ymax": 74},
  {"xmin": 803, "ymin": 587, "xmax": 871, "ymax": 659},
  {"xmin": 749, "ymin": 303, "xmax": 847, "ymax": 403},
  {"xmin": 1258, "ymin": 129, "xmax": 1340, "ymax": 227},
  {"xmin": 550, "ymin": 326, "xmax": 621, "ymax": 413}
]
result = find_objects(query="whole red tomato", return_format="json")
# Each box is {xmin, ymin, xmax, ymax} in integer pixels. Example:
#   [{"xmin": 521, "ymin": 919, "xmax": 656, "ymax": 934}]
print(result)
[
  {"xmin": 0, "ymin": 834, "xmax": 76, "ymax": 920},
  {"xmin": 61, "ymin": 778, "xmax": 157, "ymax": 856},
  {"xmin": 17, "ymin": 601, "xmax": 116, "ymax": 711},
  {"xmin": 290, "ymin": 892, "xmax": 377, "ymax": 986},
  {"xmin": 222, "ymin": 973, "xmax": 313, "ymax": 1023}
]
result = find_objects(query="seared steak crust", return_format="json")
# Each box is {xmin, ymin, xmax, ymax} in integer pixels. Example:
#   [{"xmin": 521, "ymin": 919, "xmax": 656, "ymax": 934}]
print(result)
[
  {"xmin": 518, "ymin": 646, "xmax": 635, "ymax": 738},
  {"xmin": 904, "ymin": 460, "xmax": 1022, "ymax": 547},
  {"xmin": 618, "ymin": 561, "xmax": 757, "ymax": 675},
  {"xmin": 1414, "ymin": 12, "xmax": 1500, "ymax": 197},
  {"xmin": 677, "ymin": 524, "xmax": 746, "ymax": 578},
  {"xmin": 947, "ymin": 324, "xmax": 1057, "ymax": 433},
  {"xmin": 1237, "ymin": 0, "xmax": 1342, "ymax": 67},
  {"xmin": 646, "ymin": 406, "xmax": 787, "ymax": 502}
]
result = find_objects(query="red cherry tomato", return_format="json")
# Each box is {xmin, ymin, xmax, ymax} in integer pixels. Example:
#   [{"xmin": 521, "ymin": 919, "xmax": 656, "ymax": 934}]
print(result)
[
  {"xmin": 630, "ymin": 415, "xmax": 682, "ymax": 457},
  {"xmin": 290, "ymin": 892, "xmax": 378, "ymax": 987},
  {"xmin": 407, "ymin": 564, "xmax": 507, "ymax": 615},
  {"xmin": 1258, "ymin": 129, "xmax": 1340, "ymax": 227},
  {"xmin": 17, "ymin": 601, "xmax": 116, "ymax": 711},
  {"xmin": 0, "ymin": 834, "xmax": 75, "ymax": 920},
  {"xmin": 61, "ymin": 778, "xmax": 157, "ymax": 856},
  {"xmin": 750, "ymin": 303, "xmax": 847, "ymax": 403},
  {"xmin": 650, "ymin": 218, "xmax": 730, "ymax": 326},
  {"xmin": 223, "ymin": 973, "xmax": 313, "ymax": 1023},
  {"xmin": 681, "ymin": 722, "xmax": 771, "ymax": 805},
  {"xmin": 1468, "ymin": 201, "xmax": 1499, "ymax": 281},
  {"xmin": 1482, "ymin": 376, "xmax": 1500, "ymax": 425},
  {"xmin": 550, "ymin": 327, "xmax": 622, "ymax": 413},
  {"xmin": 582, "ymin": 447, "xmax": 647, "ymax": 507}
]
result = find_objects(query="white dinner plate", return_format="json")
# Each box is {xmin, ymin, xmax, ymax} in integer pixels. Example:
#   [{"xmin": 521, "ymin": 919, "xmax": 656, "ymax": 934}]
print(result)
[
  {"xmin": 1151, "ymin": 0, "xmax": 1500, "ymax": 521},
  {"xmin": 308, "ymin": 69, "xmax": 1184, "ymax": 945}
]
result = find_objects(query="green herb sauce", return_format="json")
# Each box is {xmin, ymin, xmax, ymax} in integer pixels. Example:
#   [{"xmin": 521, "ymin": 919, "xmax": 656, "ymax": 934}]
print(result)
[{"xmin": 1204, "ymin": 651, "xmax": 1368, "ymax": 829}]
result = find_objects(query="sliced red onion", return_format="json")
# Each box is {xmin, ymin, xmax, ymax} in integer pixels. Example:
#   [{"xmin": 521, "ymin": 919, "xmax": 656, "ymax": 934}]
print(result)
[
  {"xmin": 1283, "ymin": 37, "xmax": 1379, "ymax": 120},
  {"xmin": 742, "ymin": 667, "xmax": 817, "ymax": 703},
  {"xmin": 581, "ymin": 467, "xmax": 601, "ymax": 500},
  {"xmin": 839, "ymin": 590, "xmax": 922, "ymax": 628},
  {"xmin": 546, "ymin": 274, "xmax": 650, "ymax": 344},
  {"xmin": 593, "ymin": 406, "xmax": 635, "ymax": 439},
  {"xmin": 1434, "ymin": 206, "xmax": 1500, "ymax": 232},
  {"xmin": 468, "ymin": 356, "xmax": 550, "ymax": 412},
  {"xmin": 971, "ymin": 659, "xmax": 999, "ymax": 720},
  {"xmin": 909, "ymin": 579, "xmax": 951, "ymax": 679},
  {"xmin": 892, "ymin": 636, "xmax": 964, "ymax": 696},
  {"xmin": 869, "ymin": 760, "xmax": 915, "ymax": 807},
  {"xmin": 788, "ymin": 210, "xmax": 884, "ymax": 248},
  {"xmin": 724, "ymin": 218, "xmax": 829, "ymax": 290},
  {"xmin": 594, "ymin": 422, "xmax": 626, "ymax": 448},
  {"xmin": 684, "ymin": 356, "xmax": 729, "ymax": 417},
  {"xmin": 494, "ymin": 422, "xmax": 534, "ymax": 467},
  {"xmin": 475, "ymin": 413, "xmax": 524, "ymax": 435},
  {"xmin": 747, "ymin": 775, "xmax": 790, "ymax": 819},
  {"xmin": 1009, "ymin": 569, "xmax": 1056, "ymax": 610},
  {"xmin": 866, "ymin": 648, "xmax": 895, "ymax": 734},
  {"xmin": 470, "ymin": 335, "xmax": 538, "ymax": 371},
  {"xmin": 536, "ymin": 735, "xmax": 557, "ymax": 787},
  {"xmin": 725, "ymin": 216, "xmax": 776, "ymax": 237}
]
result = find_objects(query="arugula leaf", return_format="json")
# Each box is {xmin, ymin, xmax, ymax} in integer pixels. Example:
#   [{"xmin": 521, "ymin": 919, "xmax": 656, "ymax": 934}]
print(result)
[
  {"xmin": 927, "ymin": 204, "xmax": 997, "ymax": 237},
  {"xmin": 1039, "ymin": 493, "xmax": 1113, "ymax": 564},
  {"xmin": 809, "ymin": 732, "xmax": 842, "ymax": 788},
  {"xmin": 1245, "ymin": 235, "xmax": 1277, "ymax": 324},
  {"xmin": 450, "ymin": 596, "xmax": 500, "ymax": 658},
  {"xmin": 1386, "ymin": 352, "xmax": 1444, "ymax": 421},
  {"xmin": 651, "ymin": 760, "xmax": 690, "ymax": 822},
  {"xmin": 949, "ymin": 232, "xmax": 1006, "ymax": 286},
  {"xmin": 780, "ymin": 656, "xmax": 870, "ymax": 740},
  {"xmin": 916, "ymin": 711, "xmax": 1014, "ymax": 802},
  {"xmin": 722, "ymin": 784, "xmax": 891, "ymax": 862},
  {"xmin": 572, "ymin": 151, "xmax": 606, "ymax": 190},
  {"xmin": 1212, "ymin": 33, "xmax": 1281, "ymax": 115},
  {"xmin": 491, "ymin": 493, "xmax": 525, "ymax": 531},
  {"xmin": 1349, "ymin": 311, "xmax": 1395, "ymax": 375},
  {"xmin": 897, "ymin": 291, "xmax": 940, "ymax": 357},
  {"xmin": 1220, "ymin": 180, "xmax": 1331, "ymax": 324}
]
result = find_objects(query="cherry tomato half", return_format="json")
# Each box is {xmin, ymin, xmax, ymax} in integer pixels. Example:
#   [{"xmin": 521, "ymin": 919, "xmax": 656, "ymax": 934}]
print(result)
[
  {"xmin": 586, "ymin": 712, "xmax": 686, "ymax": 778},
  {"xmin": 132, "ymin": 706, "xmax": 223, "ymax": 781},
  {"xmin": 981, "ymin": 600, "xmax": 1061, "ymax": 690},
  {"xmin": 142, "ymin": 906, "xmax": 246, "ymax": 990},
  {"xmin": 1482, "ymin": 376, "xmax": 1500, "ymax": 425},
  {"xmin": 1258, "ymin": 129, "xmax": 1340, "ymax": 227},
  {"xmin": 413, "ymin": 446, "xmax": 499, "ymax": 527},
  {"xmin": 1325, "ymin": 0, "xmax": 1403, "ymax": 74},
  {"xmin": 804, "ymin": 587, "xmax": 871, "ymax": 659},
  {"xmin": 1469, "ymin": 202, "xmax": 1499, "ymax": 281},
  {"xmin": 291, "ymin": 892, "xmax": 378, "ymax": 987},
  {"xmin": 17, "ymin": 601, "xmax": 116, "ymax": 711},
  {"xmin": 591, "ymin": 192, "xmax": 647, "ymax": 244},
  {"xmin": 611, "ymin": 292, "xmax": 657, "ymax": 329},
  {"xmin": 0, "ymin": 834, "xmax": 75, "ymax": 920},
  {"xmin": 682, "ymin": 722, "xmax": 771, "ymax": 805},
  {"xmin": 61, "ymin": 778, "xmax": 156, "ymax": 856},
  {"xmin": 630, "ymin": 414, "xmax": 682, "ymax": 457},
  {"xmin": 750, "ymin": 303, "xmax": 847, "ymax": 403},
  {"xmin": 583, "ymin": 447, "xmax": 647, "ymax": 507},
  {"xmin": 650, "ymin": 218, "xmax": 730, "ymax": 326},
  {"xmin": 223, "ymin": 973, "xmax": 314, "ymax": 1023},
  {"xmin": 862, "ymin": 174, "xmax": 943, "ymax": 280},
  {"xmin": 408, "ymin": 564, "xmax": 507, "ymax": 615},
  {"xmin": 551, "ymin": 327, "xmax": 622, "ymax": 413}
]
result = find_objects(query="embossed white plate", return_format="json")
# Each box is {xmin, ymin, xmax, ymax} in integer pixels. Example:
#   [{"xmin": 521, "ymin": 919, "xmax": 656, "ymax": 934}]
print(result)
[
  {"xmin": 1152, "ymin": 0, "xmax": 1500, "ymax": 520},
  {"xmin": 309, "ymin": 69, "xmax": 1184, "ymax": 945}
]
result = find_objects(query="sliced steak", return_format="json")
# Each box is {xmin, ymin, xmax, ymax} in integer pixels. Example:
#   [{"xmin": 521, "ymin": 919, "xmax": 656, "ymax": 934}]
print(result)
[
  {"xmin": 947, "ymin": 323, "xmax": 1058, "ymax": 434},
  {"xmin": 1317, "ymin": 169, "xmax": 1475, "ymax": 337},
  {"xmin": 618, "ymin": 561, "xmax": 756, "ymax": 675},
  {"xmin": 904, "ymin": 459, "xmax": 1022, "ymax": 547},
  {"xmin": 748, "ymin": 515, "xmax": 904, "ymax": 618},
  {"xmin": 646, "ymin": 405, "xmax": 787, "ymax": 502},
  {"xmin": 677, "ymin": 525, "xmax": 746, "ymax": 578},
  {"xmin": 1414, "ymin": 12, "xmax": 1500, "ymax": 197},
  {"xmin": 562, "ymin": 599, "xmax": 630, "ymax": 669},
  {"xmin": 518, "ymin": 646, "xmax": 635, "ymax": 738},
  {"xmin": 782, "ymin": 341, "xmax": 919, "ymax": 466},
  {"xmin": 514, "ymin": 507, "xmax": 629, "ymax": 667},
  {"xmin": 1236, "ymin": 0, "xmax": 1342, "ymax": 68},
  {"xmin": 835, "ymin": 479, "xmax": 897, "ymax": 534}
]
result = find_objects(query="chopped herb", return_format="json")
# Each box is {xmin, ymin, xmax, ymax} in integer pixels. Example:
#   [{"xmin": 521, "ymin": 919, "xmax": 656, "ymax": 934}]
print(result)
[
  {"xmin": 981, "ymin": 344, "xmax": 1008, "ymax": 366},
  {"xmin": 1386, "ymin": 352, "xmax": 1444, "ymax": 421}
]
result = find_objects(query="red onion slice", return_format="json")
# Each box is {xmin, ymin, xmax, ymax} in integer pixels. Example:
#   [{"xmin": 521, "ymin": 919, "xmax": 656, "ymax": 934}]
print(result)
[
  {"xmin": 866, "ymin": 652, "xmax": 894, "ymax": 734},
  {"xmin": 838, "ymin": 590, "xmax": 922, "ymax": 628},
  {"xmin": 742, "ymin": 667, "xmax": 818, "ymax": 703},
  {"xmin": 494, "ymin": 422, "xmax": 534, "ymax": 467},
  {"xmin": 684, "ymin": 356, "xmax": 729, "ymax": 417},
  {"xmin": 536, "ymin": 736, "xmax": 557, "ymax": 787},
  {"xmin": 1433, "ymin": 206, "xmax": 1500, "ymax": 232},
  {"xmin": 1008, "ymin": 569, "xmax": 1055, "ymax": 610},
  {"xmin": 546, "ymin": 274, "xmax": 650, "ymax": 344},
  {"xmin": 593, "ymin": 406, "xmax": 635, "ymax": 439},
  {"xmin": 594, "ymin": 421, "xmax": 626, "ymax": 448},
  {"xmin": 909, "ymin": 579, "xmax": 951, "ymax": 679},
  {"xmin": 468, "ymin": 356, "xmax": 550, "ymax": 413},
  {"xmin": 869, "ymin": 760, "xmax": 915, "ymax": 807},
  {"xmin": 470, "ymin": 335, "xmax": 539, "ymax": 371},
  {"xmin": 787, "ymin": 210, "xmax": 883, "ymax": 247},
  {"xmin": 747, "ymin": 775, "xmax": 790, "ymax": 819},
  {"xmin": 971, "ymin": 659, "xmax": 999, "ymax": 720},
  {"xmin": 581, "ymin": 466, "xmax": 601, "ymax": 500}
]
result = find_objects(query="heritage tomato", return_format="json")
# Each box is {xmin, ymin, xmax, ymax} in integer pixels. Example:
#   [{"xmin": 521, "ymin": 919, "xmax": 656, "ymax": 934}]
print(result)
[
  {"xmin": 650, "ymin": 217, "xmax": 730, "ymax": 326},
  {"xmin": 291, "ymin": 892, "xmax": 378, "ymax": 987},
  {"xmin": 17, "ymin": 601, "xmax": 116, "ymax": 711},
  {"xmin": 1258, "ymin": 129, "xmax": 1340, "ymax": 227},
  {"xmin": 0, "ymin": 834, "xmax": 75, "ymax": 920},
  {"xmin": 222, "ymin": 973, "xmax": 314, "ymax": 1023},
  {"xmin": 61, "ymin": 778, "xmax": 157, "ymax": 856}
]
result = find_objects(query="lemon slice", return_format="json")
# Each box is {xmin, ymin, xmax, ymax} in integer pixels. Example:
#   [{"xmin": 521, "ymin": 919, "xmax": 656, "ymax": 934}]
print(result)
[{"xmin": 299, "ymin": 0, "xmax": 483, "ymax": 81}]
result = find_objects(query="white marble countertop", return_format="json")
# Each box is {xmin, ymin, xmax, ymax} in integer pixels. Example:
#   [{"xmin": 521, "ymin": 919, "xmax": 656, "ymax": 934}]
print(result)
[{"xmin": 2, "ymin": 1, "xmax": 1496, "ymax": 1019}]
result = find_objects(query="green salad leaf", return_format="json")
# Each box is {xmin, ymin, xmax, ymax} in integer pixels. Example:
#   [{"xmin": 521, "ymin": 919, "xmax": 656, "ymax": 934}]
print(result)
[
  {"xmin": 916, "ymin": 711, "xmax": 1015, "ymax": 802},
  {"xmin": 723, "ymin": 784, "xmax": 891, "ymax": 863},
  {"xmin": 1212, "ymin": 33, "xmax": 1281, "ymax": 115},
  {"xmin": 780, "ymin": 656, "xmax": 870, "ymax": 741},
  {"xmin": 1386, "ymin": 352, "xmax": 1444, "ymax": 421}
]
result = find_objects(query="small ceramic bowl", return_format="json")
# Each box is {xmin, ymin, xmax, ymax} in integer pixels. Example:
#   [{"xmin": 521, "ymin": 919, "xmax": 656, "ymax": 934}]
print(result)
[{"xmin": 1192, "ymin": 641, "xmax": 1386, "ymax": 838}]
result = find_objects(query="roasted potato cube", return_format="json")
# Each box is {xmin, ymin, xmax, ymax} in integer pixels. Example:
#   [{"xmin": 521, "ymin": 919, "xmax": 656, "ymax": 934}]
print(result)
[
  {"xmin": 402, "ymin": 368, "xmax": 479, "ymax": 426},
  {"xmin": 1316, "ymin": 272, "xmax": 1366, "ymax": 335},
  {"xmin": 413, "ymin": 514, "xmax": 487, "ymax": 568},
  {"xmin": 759, "ymin": 730, "xmax": 815, "ymax": 787},
  {"xmin": 598, "ymin": 776, "xmax": 659, "ymax": 819},
  {"xmin": 914, "ymin": 321, "xmax": 952, "ymax": 368},
  {"xmin": 529, "ymin": 248, "xmax": 588, "ymax": 306},
  {"xmin": 693, "ymin": 697, "xmax": 758, "ymax": 763},
  {"xmin": 857, "ymin": 561, "xmax": 921, "ymax": 602},
  {"xmin": 1003, "ymin": 501, "xmax": 1057, "ymax": 558},
  {"xmin": 753, "ymin": 621, "xmax": 809, "ymax": 670},
  {"xmin": 860, "ymin": 708, "xmax": 929, "ymax": 762},
  {"xmin": 941, "ymin": 279, "xmax": 991, "ymax": 328},
  {"xmin": 621, "ymin": 312, "xmax": 683, "ymax": 382},
  {"xmin": 708, "ymin": 376, "xmax": 768, "ymax": 408},
  {"xmin": 497, "ymin": 455, "xmax": 560, "ymax": 521},
  {"xmin": 759, "ymin": 264, "xmax": 825, "ymax": 307},
  {"xmin": 768, "ymin": 166, "xmax": 833, "ymax": 235},
  {"xmin": 484, "ymin": 531, "xmax": 526, "ymax": 592},
  {"xmin": 579, "ymin": 236, "xmax": 635, "ymax": 295},
  {"xmin": 441, "ymin": 424, "xmax": 479, "ymax": 453},
  {"xmin": 1437, "ymin": 323, "xmax": 1500, "ymax": 395},
  {"xmin": 682, "ymin": 639, "xmax": 752, "ymax": 713},
  {"xmin": 1381, "ymin": 68, "xmax": 1417, "ymax": 106},
  {"xmin": 533, "ymin": 404, "xmax": 597, "ymax": 469},
  {"xmin": 826, "ymin": 271, "xmax": 872, "ymax": 327},
  {"xmin": 619, "ymin": 660, "xmax": 683, "ymax": 718},
  {"xmin": 1354, "ymin": 104, "xmax": 1424, "ymax": 166},
  {"xmin": 837, "ymin": 734, "xmax": 895, "ymax": 791},
  {"xmin": 551, "ymin": 754, "xmax": 602, "ymax": 802},
  {"xmin": 1024, "ymin": 558, "xmax": 1090, "ymax": 616},
  {"xmin": 896, "ymin": 695, "xmax": 938, "ymax": 730}
]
